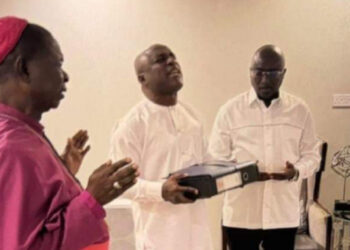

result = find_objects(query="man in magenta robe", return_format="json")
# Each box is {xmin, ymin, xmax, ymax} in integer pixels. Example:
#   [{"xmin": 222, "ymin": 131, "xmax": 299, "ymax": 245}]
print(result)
[{"xmin": 0, "ymin": 16, "xmax": 139, "ymax": 250}]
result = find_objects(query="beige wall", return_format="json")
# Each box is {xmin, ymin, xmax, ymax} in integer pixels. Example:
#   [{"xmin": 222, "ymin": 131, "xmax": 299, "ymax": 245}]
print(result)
[{"xmin": 1, "ymin": 0, "xmax": 350, "ymax": 249}]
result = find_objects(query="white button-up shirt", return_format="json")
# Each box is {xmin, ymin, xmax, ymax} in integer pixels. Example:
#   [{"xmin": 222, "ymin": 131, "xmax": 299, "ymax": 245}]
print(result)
[
  {"xmin": 209, "ymin": 89, "xmax": 320, "ymax": 229},
  {"xmin": 109, "ymin": 99, "xmax": 213, "ymax": 250}
]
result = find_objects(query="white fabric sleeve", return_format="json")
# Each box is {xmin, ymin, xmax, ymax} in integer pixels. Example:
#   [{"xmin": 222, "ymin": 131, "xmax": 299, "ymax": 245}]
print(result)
[
  {"xmin": 208, "ymin": 108, "xmax": 236, "ymax": 162},
  {"xmin": 109, "ymin": 121, "xmax": 164, "ymax": 203},
  {"xmin": 202, "ymin": 135, "xmax": 215, "ymax": 162},
  {"xmin": 294, "ymin": 111, "xmax": 321, "ymax": 179}
]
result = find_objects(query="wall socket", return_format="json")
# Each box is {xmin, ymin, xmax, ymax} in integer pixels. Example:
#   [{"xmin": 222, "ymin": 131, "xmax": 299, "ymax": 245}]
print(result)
[{"xmin": 333, "ymin": 94, "xmax": 350, "ymax": 108}]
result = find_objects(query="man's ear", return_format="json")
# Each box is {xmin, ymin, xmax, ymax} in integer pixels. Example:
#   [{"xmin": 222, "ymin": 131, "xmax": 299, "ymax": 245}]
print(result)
[
  {"xmin": 280, "ymin": 68, "xmax": 287, "ymax": 82},
  {"xmin": 14, "ymin": 56, "xmax": 30, "ymax": 83},
  {"xmin": 137, "ymin": 74, "xmax": 145, "ymax": 84}
]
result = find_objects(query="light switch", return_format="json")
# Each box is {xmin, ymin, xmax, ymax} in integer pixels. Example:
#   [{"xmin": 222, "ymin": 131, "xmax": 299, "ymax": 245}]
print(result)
[{"xmin": 333, "ymin": 94, "xmax": 350, "ymax": 108}]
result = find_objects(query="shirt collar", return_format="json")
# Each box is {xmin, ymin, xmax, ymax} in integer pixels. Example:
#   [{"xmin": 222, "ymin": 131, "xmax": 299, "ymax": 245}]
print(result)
[
  {"xmin": 0, "ymin": 103, "xmax": 44, "ymax": 133},
  {"xmin": 248, "ymin": 88, "xmax": 283, "ymax": 108},
  {"xmin": 144, "ymin": 97, "xmax": 178, "ymax": 111},
  {"xmin": 248, "ymin": 88, "xmax": 259, "ymax": 106}
]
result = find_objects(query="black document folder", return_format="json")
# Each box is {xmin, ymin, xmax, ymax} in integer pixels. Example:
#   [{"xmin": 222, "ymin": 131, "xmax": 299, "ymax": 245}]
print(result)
[{"xmin": 169, "ymin": 161, "xmax": 259, "ymax": 199}]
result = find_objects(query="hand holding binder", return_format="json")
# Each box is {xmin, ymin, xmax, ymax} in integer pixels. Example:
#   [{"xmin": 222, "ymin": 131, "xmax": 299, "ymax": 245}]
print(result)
[
  {"xmin": 168, "ymin": 161, "xmax": 260, "ymax": 199},
  {"xmin": 162, "ymin": 173, "xmax": 199, "ymax": 204}
]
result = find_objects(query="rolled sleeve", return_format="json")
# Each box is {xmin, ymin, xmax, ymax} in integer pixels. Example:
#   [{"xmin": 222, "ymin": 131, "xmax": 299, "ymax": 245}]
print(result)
[
  {"xmin": 109, "ymin": 120, "xmax": 165, "ymax": 203},
  {"xmin": 294, "ymin": 111, "xmax": 321, "ymax": 179},
  {"xmin": 209, "ymin": 108, "xmax": 235, "ymax": 161}
]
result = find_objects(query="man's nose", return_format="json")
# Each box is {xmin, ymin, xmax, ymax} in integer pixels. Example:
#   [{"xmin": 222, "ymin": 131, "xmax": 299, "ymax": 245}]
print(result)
[
  {"xmin": 259, "ymin": 74, "xmax": 270, "ymax": 85},
  {"xmin": 166, "ymin": 56, "xmax": 176, "ymax": 65},
  {"xmin": 63, "ymin": 70, "xmax": 69, "ymax": 83}
]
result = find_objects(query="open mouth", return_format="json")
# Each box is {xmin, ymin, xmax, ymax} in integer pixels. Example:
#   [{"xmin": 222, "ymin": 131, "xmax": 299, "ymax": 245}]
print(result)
[
  {"xmin": 169, "ymin": 72, "xmax": 182, "ymax": 79},
  {"xmin": 170, "ymin": 71, "xmax": 181, "ymax": 76},
  {"xmin": 169, "ymin": 67, "xmax": 182, "ymax": 76}
]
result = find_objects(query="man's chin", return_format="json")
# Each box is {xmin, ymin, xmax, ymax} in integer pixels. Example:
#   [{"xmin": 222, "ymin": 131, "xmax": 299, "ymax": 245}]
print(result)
[
  {"xmin": 175, "ymin": 82, "xmax": 183, "ymax": 91},
  {"xmin": 258, "ymin": 90, "xmax": 275, "ymax": 99},
  {"xmin": 173, "ymin": 78, "xmax": 183, "ymax": 89},
  {"xmin": 259, "ymin": 94, "xmax": 272, "ymax": 100},
  {"xmin": 171, "ymin": 84, "xmax": 183, "ymax": 95},
  {"xmin": 49, "ymin": 99, "xmax": 63, "ymax": 110},
  {"xmin": 164, "ymin": 81, "xmax": 183, "ymax": 94}
]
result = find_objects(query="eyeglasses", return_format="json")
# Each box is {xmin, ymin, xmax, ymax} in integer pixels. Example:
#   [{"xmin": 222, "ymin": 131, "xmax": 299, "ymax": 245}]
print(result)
[{"xmin": 250, "ymin": 69, "xmax": 285, "ymax": 78}]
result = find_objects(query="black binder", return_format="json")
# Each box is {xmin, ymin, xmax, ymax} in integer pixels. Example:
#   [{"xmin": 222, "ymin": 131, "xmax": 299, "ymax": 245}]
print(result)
[{"xmin": 169, "ymin": 161, "xmax": 259, "ymax": 199}]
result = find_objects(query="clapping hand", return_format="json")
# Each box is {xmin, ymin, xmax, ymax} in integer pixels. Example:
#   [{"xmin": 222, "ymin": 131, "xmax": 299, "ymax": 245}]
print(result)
[
  {"xmin": 61, "ymin": 130, "xmax": 91, "ymax": 175},
  {"xmin": 86, "ymin": 158, "xmax": 139, "ymax": 205}
]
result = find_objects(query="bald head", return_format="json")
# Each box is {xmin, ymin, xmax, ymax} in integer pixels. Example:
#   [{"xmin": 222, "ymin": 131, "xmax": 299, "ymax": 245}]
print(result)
[
  {"xmin": 133, "ymin": 44, "xmax": 183, "ymax": 103},
  {"xmin": 251, "ymin": 44, "xmax": 285, "ymax": 70},
  {"xmin": 250, "ymin": 45, "xmax": 286, "ymax": 107},
  {"xmin": 134, "ymin": 44, "xmax": 169, "ymax": 78}
]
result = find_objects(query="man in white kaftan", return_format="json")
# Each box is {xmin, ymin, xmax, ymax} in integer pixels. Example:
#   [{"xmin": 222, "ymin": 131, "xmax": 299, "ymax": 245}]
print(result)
[{"xmin": 109, "ymin": 44, "xmax": 214, "ymax": 250}]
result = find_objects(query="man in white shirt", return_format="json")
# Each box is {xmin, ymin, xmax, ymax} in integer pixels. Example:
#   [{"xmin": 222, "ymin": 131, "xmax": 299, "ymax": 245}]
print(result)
[
  {"xmin": 109, "ymin": 44, "xmax": 213, "ymax": 250},
  {"xmin": 209, "ymin": 45, "xmax": 320, "ymax": 250}
]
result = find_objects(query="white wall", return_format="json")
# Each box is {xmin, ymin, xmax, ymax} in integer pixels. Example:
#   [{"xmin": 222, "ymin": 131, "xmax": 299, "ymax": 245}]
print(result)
[{"xmin": 1, "ymin": 1, "xmax": 350, "ymax": 249}]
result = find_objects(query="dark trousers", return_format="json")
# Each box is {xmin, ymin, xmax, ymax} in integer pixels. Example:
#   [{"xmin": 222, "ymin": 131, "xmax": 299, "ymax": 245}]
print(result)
[{"xmin": 224, "ymin": 226, "xmax": 298, "ymax": 250}]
